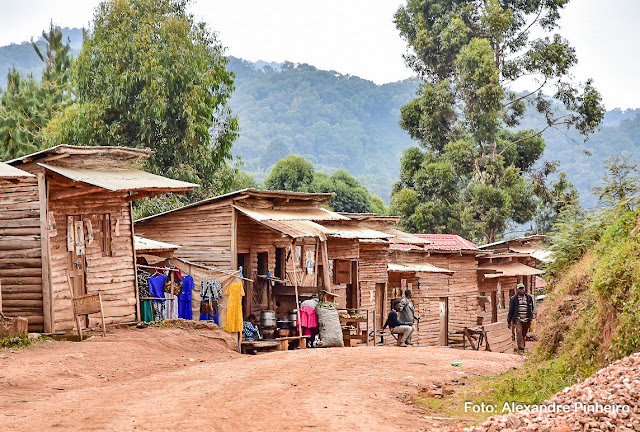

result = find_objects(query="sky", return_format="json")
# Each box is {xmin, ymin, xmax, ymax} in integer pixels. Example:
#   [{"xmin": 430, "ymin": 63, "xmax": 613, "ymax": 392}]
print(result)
[{"xmin": 0, "ymin": 0, "xmax": 638, "ymax": 109}]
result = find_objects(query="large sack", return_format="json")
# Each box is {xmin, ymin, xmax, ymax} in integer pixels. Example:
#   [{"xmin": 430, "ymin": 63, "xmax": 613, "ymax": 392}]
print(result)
[{"xmin": 316, "ymin": 304, "xmax": 344, "ymax": 348}]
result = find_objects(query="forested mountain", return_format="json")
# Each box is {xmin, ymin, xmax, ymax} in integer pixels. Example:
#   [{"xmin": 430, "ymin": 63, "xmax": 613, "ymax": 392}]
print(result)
[{"xmin": 1, "ymin": 28, "xmax": 639, "ymax": 207}]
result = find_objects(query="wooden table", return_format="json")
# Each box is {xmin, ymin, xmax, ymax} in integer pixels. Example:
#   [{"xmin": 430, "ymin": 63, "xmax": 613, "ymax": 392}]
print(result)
[{"xmin": 240, "ymin": 340, "xmax": 280, "ymax": 354}]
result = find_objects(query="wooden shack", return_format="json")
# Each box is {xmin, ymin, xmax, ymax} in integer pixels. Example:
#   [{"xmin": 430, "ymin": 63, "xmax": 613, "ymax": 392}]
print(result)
[
  {"xmin": 3, "ymin": 145, "xmax": 196, "ymax": 332},
  {"xmin": 0, "ymin": 162, "xmax": 39, "ymax": 327},
  {"xmin": 135, "ymin": 191, "xmax": 393, "ymax": 340},
  {"xmin": 478, "ymin": 235, "xmax": 552, "ymax": 264}
]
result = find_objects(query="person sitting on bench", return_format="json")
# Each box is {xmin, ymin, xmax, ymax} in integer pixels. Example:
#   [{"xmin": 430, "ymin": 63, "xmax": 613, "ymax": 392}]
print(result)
[
  {"xmin": 242, "ymin": 314, "xmax": 261, "ymax": 341},
  {"xmin": 384, "ymin": 301, "xmax": 413, "ymax": 347}
]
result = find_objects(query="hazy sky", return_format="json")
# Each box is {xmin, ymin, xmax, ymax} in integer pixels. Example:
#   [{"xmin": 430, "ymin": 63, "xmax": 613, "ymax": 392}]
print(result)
[{"xmin": 0, "ymin": 0, "xmax": 638, "ymax": 109}]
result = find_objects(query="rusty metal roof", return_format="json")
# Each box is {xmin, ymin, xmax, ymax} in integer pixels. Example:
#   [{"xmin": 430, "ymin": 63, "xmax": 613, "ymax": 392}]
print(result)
[
  {"xmin": 321, "ymin": 226, "xmax": 394, "ymax": 240},
  {"xmin": 0, "ymin": 162, "xmax": 34, "ymax": 178},
  {"xmin": 252, "ymin": 219, "xmax": 330, "ymax": 240},
  {"xmin": 39, "ymin": 163, "xmax": 197, "ymax": 192},
  {"xmin": 478, "ymin": 262, "xmax": 544, "ymax": 278},
  {"xmin": 7, "ymin": 144, "xmax": 152, "ymax": 165},
  {"xmin": 387, "ymin": 262, "xmax": 455, "ymax": 274},
  {"xmin": 233, "ymin": 204, "xmax": 348, "ymax": 221},
  {"xmin": 413, "ymin": 234, "xmax": 478, "ymax": 250},
  {"xmin": 134, "ymin": 236, "xmax": 181, "ymax": 252}
]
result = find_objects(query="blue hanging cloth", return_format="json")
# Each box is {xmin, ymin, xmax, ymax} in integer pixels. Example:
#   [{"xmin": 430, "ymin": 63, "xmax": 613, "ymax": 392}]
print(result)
[{"xmin": 178, "ymin": 275, "xmax": 194, "ymax": 320}]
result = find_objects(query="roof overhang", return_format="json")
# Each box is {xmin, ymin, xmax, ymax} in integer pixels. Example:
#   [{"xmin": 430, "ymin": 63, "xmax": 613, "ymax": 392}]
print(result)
[
  {"xmin": 233, "ymin": 204, "xmax": 348, "ymax": 222},
  {"xmin": 7, "ymin": 144, "xmax": 152, "ymax": 165},
  {"xmin": 134, "ymin": 236, "xmax": 181, "ymax": 253},
  {"xmin": 388, "ymin": 262, "xmax": 455, "ymax": 275},
  {"xmin": 39, "ymin": 163, "xmax": 197, "ymax": 200},
  {"xmin": 0, "ymin": 162, "xmax": 35, "ymax": 178},
  {"xmin": 478, "ymin": 262, "xmax": 544, "ymax": 278}
]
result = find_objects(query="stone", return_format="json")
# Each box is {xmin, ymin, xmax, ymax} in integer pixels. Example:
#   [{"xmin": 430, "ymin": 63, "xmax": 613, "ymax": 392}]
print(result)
[{"xmin": 0, "ymin": 315, "xmax": 28, "ymax": 338}]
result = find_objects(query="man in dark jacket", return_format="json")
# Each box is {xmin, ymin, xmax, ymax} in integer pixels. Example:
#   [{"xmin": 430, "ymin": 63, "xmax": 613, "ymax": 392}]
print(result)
[
  {"xmin": 384, "ymin": 301, "xmax": 413, "ymax": 347},
  {"xmin": 507, "ymin": 283, "xmax": 534, "ymax": 354}
]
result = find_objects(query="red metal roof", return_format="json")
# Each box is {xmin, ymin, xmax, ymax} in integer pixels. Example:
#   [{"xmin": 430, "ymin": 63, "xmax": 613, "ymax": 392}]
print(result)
[{"xmin": 412, "ymin": 234, "xmax": 478, "ymax": 250}]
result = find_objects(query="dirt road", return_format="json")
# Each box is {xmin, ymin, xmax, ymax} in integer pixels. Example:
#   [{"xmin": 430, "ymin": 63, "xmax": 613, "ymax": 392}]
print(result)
[{"xmin": 0, "ymin": 326, "xmax": 522, "ymax": 431}]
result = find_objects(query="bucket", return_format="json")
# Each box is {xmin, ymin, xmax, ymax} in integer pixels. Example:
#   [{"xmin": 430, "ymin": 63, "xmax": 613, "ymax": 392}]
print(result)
[{"xmin": 260, "ymin": 310, "xmax": 276, "ymax": 328}]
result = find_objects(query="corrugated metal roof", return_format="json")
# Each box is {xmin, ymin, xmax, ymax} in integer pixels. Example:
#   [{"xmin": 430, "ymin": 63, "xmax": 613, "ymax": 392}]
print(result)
[
  {"xmin": 254, "ymin": 219, "xmax": 329, "ymax": 240},
  {"xmin": 389, "ymin": 243, "xmax": 424, "ymax": 251},
  {"xmin": 134, "ymin": 236, "xmax": 181, "ymax": 252},
  {"xmin": 509, "ymin": 245, "xmax": 554, "ymax": 263},
  {"xmin": 413, "ymin": 234, "xmax": 478, "ymax": 250},
  {"xmin": 321, "ymin": 226, "xmax": 394, "ymax": 239},
  {"xmin": 7, "ymin": 144, "xmax": 152, "ymax": 165},
  {"xmin": 385, "ymin": 229, "xmax": 431, "ymax": 245},
  {"xmin": 233, "ymin": 204, "xmax": 348, "ymax": 221},
  {"xmin": 0, "ymin": 162, "xmax": 34, "ymax": 178},
  {"xmin": 39, "ymin": 163, "xmax": 197, "ymax": 192},
  {"xmin": 478, "ymin": 262, "xmax": 544, "ymax": 278},
  {"xmin": 477, "ymin": 235, "xmax": 547, "ymax": 249},
  {"xmin": 388, "ymin": 262, "xmax": 455, "ymax": 274}
]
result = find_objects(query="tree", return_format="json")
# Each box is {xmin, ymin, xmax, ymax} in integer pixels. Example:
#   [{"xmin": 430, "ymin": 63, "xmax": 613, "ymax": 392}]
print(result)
[
  {"xmin": 393, "ymin": 0, "xmax": 604, "ymax": 242},
  {"xmin": 0, "ymin": 24, "xmax": 72, "ymax": 160},
  {"xmin": 44, "ymin": 0, "xmax": 238, "ymax": 193},
  {"xmin": 264, "ymin": 155, "xmax": 315, "ymax": 191},
  {"xmin": 264, "ymin": 155, "xmax": 379, "ymax": 213}
]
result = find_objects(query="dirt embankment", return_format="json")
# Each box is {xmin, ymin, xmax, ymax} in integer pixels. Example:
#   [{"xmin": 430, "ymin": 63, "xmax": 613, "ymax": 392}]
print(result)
[{"xmin": 0, "ymin": 325, "xmax": 521, "ymax": 431}]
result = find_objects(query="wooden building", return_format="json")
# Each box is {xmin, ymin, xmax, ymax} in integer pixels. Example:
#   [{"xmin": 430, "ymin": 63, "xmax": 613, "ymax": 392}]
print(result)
[
  {"xmin": 135, "ymin": 190, "xmax": 393, "ymax": 336},
  {"xmin": 478, "ymin": 235, "xmax": 552, "ymax": 264},
  {"xmin": 386, "ymin": 234, "xmax": 482, "ymax": 346},
  {"xmin": 2, "ymin": 145, "xmax": 195, "ymax": 332}
]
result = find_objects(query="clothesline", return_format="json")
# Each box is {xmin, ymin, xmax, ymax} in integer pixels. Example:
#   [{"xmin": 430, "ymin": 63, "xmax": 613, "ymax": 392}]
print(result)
[
  {"xmin": 178, "ymin": 258, "xmax": 254, "ymax": 282},
  {"xmin": 137, "ymin": 264, "xmax": 181, "ymax": 273}
]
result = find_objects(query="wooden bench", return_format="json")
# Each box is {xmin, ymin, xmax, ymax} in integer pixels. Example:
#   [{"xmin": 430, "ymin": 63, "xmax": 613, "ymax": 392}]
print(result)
[
  {"xmin": 240, "ymin": 340, "xmax": 280, "ymax": 354},
  {"xmin": 374, "ymin": 329, "xmax": 398, "ymax": 345},
  {"xmin": 274, "ymin": 336, "xmax": 307, "ymax": 351}
]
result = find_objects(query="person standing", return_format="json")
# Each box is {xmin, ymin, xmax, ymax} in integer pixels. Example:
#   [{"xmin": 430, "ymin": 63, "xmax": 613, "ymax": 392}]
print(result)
[
  {"xmin": 507, "ymin": 283, "xmax": 534, "ymax": 355},
  {"xmin": 384, "ymin": 301, "xmax": 414, "ymax": 347},
  {"xmin": 398, "ymin": 289, "xmax": 419, "ymax": 344}
]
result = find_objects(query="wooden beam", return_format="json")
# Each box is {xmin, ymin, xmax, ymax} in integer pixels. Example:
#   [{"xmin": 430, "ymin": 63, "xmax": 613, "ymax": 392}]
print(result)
[
  {"xmin": 50, "ymin": 186, "xmax": 104, "ymax": 201},
  {"xmin": 129, "ymin": 200, "xmax": 141, "ymax": 322},
  {"xmin": 37, "ymin": 173, "xmax": 53, "ymax": 333},
  {"xmin": 288, "ymin": 243, "xmax": 303, "ymax": 337}
]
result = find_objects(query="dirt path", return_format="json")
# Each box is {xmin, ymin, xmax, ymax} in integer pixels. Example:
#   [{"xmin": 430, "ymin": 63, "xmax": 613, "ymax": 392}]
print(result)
[{"xmin": 0, "ymin": 327, "xmax": 522, "ymax": 431}]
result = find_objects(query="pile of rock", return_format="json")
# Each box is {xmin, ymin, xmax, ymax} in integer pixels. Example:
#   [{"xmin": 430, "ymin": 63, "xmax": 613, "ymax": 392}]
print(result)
[{"xmin": 466, "ymin": 353, "xmax": 640, "ymax": 432}]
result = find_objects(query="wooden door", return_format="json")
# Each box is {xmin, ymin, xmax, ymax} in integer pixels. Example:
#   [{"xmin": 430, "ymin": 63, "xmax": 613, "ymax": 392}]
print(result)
[
  {"xmin": 375, "ymin": 282, "xmax": 386, "ymax": 329},
  {"xmin": 438, "ymin": 297, "xmax": 448, "ymax": 346},
  {"xmin": 68, "ymin": 216, "xmax": 88, "ymax": 326},
  {"xmin": 491, "ymin": 291, "xmax": 498, "ymax": 323}
]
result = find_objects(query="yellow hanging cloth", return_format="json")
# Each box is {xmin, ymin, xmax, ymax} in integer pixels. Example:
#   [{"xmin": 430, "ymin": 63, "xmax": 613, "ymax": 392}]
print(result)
[{"xmin": 224, "ymin": 280, "xmax": 244, "ymax": 332}]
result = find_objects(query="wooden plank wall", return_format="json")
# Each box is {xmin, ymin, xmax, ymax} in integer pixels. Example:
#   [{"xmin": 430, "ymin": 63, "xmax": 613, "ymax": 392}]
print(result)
[
  {"xmin": 327, "ymin": 238, "xmax": 359, "ymax": 307},
  {"xmin": 357, "ymin": 242, "xmax": 388, "ymax": 333},
  {"xmin": 0, "ymin": 177, "xmax": 44, "ymax": 331},
  {"xmin": 134, "ymin": 203, "xmax": 233, "ymax": 269},
  {"xmin": 48, "ymin": 189, "xmax": 136, "ymax": 331}
]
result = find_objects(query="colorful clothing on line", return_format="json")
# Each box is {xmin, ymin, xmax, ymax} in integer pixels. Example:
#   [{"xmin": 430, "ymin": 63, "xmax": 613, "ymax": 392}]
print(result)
[
  {"xmin": 201, "ymin": 278, "xmax": 222, "ymax": 301},
  {"xmin": 178, "ymin": 275, "xmax": 194, "ymax": 320},
  {"xmin": 224, "ymin": 280, "xmax": 244, "ymax": 332}
]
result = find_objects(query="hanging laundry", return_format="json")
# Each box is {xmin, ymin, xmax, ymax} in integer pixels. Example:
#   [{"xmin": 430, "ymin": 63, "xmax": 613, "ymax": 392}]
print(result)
[
  {"xmin": 201, "ymin": 278, "xmax": 222, "ymax": 301},
  {"xmin": 140, "ymin": 300, "xmax": 153, "ymax": 322},
  {"xmin": 149, "ymin": 274, "xmax": 167, "ymax": 321},
  {"xmin": 224, "ymin": 280, "xmax": 244, "ymax": 333},
  {"xmin": 179, "ymin": 275, "xmax": 194, "ymax": 320}
]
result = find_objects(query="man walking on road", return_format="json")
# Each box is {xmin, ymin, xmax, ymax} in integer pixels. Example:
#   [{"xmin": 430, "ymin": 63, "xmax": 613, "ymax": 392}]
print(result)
[
  {"xmin": 507, "ymin": 283, "xmax": 534, "ymax": 355},
  {"xmin": 384, "ymin": 301, "xmax": 414, "ymax": 347},
  {"xmin": 398, "ymin": 289, "xmax": 419, "ymax": 344}
]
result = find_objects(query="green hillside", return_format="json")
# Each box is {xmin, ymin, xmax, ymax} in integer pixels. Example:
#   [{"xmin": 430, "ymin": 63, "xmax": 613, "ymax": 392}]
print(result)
[{"xmin": 1, "ymin": 28, "xmax": 640, "ymax": 206}]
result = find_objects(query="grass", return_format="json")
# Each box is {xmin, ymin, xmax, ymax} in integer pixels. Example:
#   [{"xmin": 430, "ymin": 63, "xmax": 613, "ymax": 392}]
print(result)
[
  {"xmin": 0, "ymin": 334, "xmax": 51, "ymax": 350},
  {"xmin": 415, "ymin": 357, "xmax": 581, "ymax": 426}
]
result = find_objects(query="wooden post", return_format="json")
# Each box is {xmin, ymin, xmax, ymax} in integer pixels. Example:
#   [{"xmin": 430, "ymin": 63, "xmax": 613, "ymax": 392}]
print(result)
[
  {"xmin": 288, "ymin": 243, "xmax": 303, "ymax": 338},
  {"xmin": 98, "ymin": 292, "xmax": 106, "ymax": 337},
  {"xmin": 38, "ymin": 173, "xmax": 54, "ymax": 333},
  {"xmin": 372, "ymin": 309, "xmax": 376, "ymax": 346},
  {"xmin": 66, "ymin": 271, "xmax": 83, "ymax": 341},
  {"xmin": 170, "ymin": 275, "xmax": 175, "ymax": 319},
  {"xmin": 128, "ymin": 201, "xmax": 141, "ymax": 322},
  {"xmin": 321, "ymin": 240, "xmax": 331, "ymax": 293}
]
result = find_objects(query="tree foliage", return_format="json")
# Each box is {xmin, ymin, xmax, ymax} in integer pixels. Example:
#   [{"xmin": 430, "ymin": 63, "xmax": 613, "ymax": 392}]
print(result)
[
  {"xmin": 393, "ymin": 0, "xmax": 605, "ymax": 242},
  {"xmin": 0, "ymin": 24, "xmax": 72, "ymax": 160},
  {"xmin": 264, "ymin": 155, "xmax": 387, "ymax": 214},
  {"xmin": 44, "ymin": 0, "xmax": 238, "ymax": 194}
]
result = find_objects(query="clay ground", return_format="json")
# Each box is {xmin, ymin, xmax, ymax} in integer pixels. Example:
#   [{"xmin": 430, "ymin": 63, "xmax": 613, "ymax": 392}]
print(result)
[{"xmin": 0, "ymin": 326, "xmax": 522, "ymax": 431}]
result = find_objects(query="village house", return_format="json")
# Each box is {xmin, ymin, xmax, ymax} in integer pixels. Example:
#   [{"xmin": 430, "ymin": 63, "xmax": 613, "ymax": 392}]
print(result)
[
  {"xmin": 1, "ymin": 145, "xmax": 196, "ymax": 333},
  {"xmin": 134, "ymin": 190, "xmax": 393, "ymax": 343}
]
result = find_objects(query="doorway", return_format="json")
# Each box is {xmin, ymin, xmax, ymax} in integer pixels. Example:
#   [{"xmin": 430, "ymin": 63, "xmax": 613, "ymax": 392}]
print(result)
[
  {"xmin": 491, "ymin": 291, "xmax": 498, "ymax": 323},
  {"xmin": 375, "ymin": 282, "xmax": 386, "ymax": 329},
  {"xmin": 67, "ymin": 215, "xmax": 88, "ymax": 326},
  {"xmin": 345, "ymin": 260, "xmax": 359, "ymax": 309},
  {"xmin": 274, "ymin": 248, "xmax": 284, "ymax": 279},
  {"xmin": 438, "ymin": 297, "xmax": 448, "ymax": 346}
]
